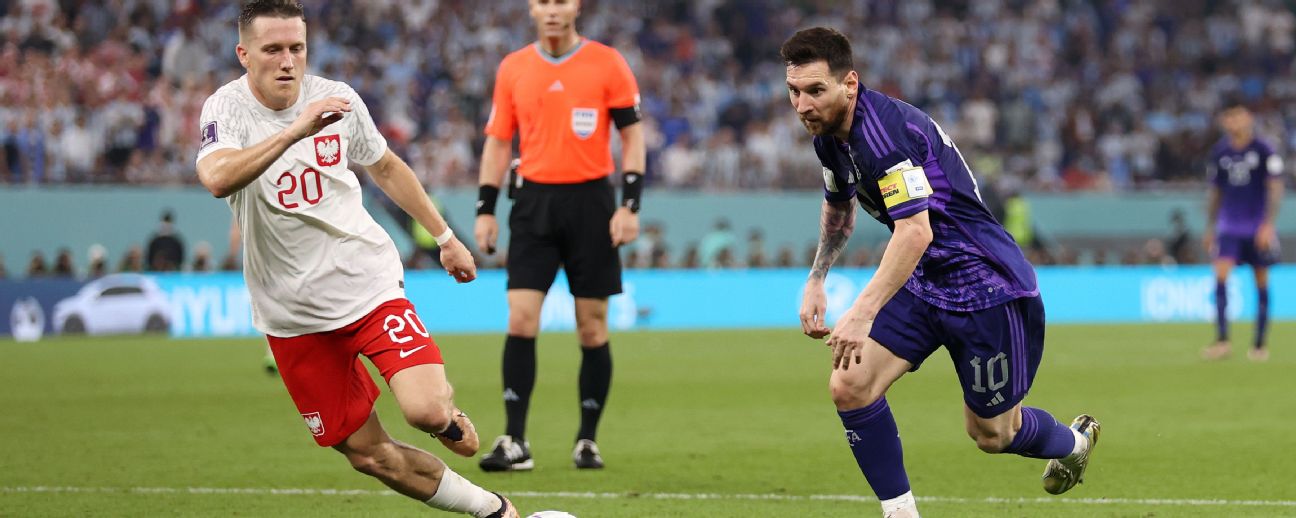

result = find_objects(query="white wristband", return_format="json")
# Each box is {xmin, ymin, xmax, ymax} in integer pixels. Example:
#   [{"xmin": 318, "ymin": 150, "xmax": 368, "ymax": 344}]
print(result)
[{"xmin": 434, "ymin": 227, "xmax": 455, "ymax": 247}]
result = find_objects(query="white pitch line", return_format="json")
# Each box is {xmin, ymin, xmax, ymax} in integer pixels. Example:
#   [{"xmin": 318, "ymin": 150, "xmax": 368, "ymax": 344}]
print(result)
[{"xmin": 3, "ymin": 486, "xmax": 1295, "ymax": 508}]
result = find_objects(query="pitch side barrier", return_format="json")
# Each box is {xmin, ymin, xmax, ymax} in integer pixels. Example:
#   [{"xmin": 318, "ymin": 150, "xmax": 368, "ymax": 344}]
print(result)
[{"xmin": 1, "ymin": 266, "xmax": 1289, "ymax": 338}]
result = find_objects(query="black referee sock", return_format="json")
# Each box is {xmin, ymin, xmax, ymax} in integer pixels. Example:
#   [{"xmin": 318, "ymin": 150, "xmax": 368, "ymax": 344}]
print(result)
[
  {"xmin": 577, "ymin": 342, "xmax": 613, "ymax": 442},
  {"xmin": 502, "ymin": 335, "xmax": 536, "ymax": 440}
]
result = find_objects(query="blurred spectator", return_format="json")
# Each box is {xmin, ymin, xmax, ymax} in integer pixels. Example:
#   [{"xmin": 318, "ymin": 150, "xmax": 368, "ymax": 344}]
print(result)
[
  {"xmin": 220, "ymin": 253, "xmax": 240, "ymax": 272},
  {"xmin": 714, "ymin": 248, "xmax": 736, "ymax": 269},
  {"xmin": 649, "ymin": 243, "xmax": 671, "ymax": 269},
  {"xmin": 1091, "ymin": 247, "xmax": 1111, "ymax": 267},
  {"xmin": 746, "ymin": 229, "xmax": 766, "ymax": 268},
  {"xmin": 1166, "ymin": 209, "xmax": 1196, "ymax": 264},
  {"xmin": 192, "ymin": 241, "xmax": 213, "ymax": 272},
  {"xmin": 660, "ymin": 134, "xmax": 701, "ymax": 188},
  {"xmin": 119, "ymin": 245, "xmax": 144, "ymax": 273},
  {"xmin": 1120, "ymin": 248, "xmax": 1143, "ymax": 266},
  {"xmin": 679, "ymin": 243, "xmax": 701, "ymax": 269},
  {"xmin": 223, "ymin": 222, "xmax": 242, "ymax": 272},
  {"xmin": 146, "ymin": 209, "xmax": 185, "ymax": 271},
  {"xmin": 847, "ymin": 247, "xmax": 872, "ymax": 267},
  {"xmin": 1055, "ymin": 246, "xmax": 1080, "ymax": 266},
  {"xmin": 0, "ymin": 253, "xmax": 7, "ymax": 278},
  {"xmin": 1002, "ymin": 189, "xmax": 1034, "ymax": 248},
  {"xmin": 87, "ymin": 244, "xmax": 108, "ymax": 278},
  {"xmin": 52, "ymin": 248, "xmax": 75, "ymax": 277},
  {"xmin": 1144, "ymin": 239, "xmax": 1173, "ymax": 266},
  {"xmin": 803, "ymin": 243, "xmax": 818, "ymax": 269},
  {"xmin": 27, "ymin": 251, "xmax": 48, "ymax": 277},
  {"xmin": 775, "ymin": 245, "xmax": 797, "ymax": 268},
  {"xmin": 160, "ymin": 20, "xmax": 211, "ymax": 87},
  {"xmin": 699, "ymin": 218, "xmax": 735, "ymax": 268},
  {"xmin": 59, "ymin": 113, "xmax": 99, "ymax": 183},
  {"xmin": 630, "ymin": 222, "xmax": 666, "ymax": 269},
  {"xmin": 2, "ymin": 1, "xmax": 1291, "ymax": 192}
]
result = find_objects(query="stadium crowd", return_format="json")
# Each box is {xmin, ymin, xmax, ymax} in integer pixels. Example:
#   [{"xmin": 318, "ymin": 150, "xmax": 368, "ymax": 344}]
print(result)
[{"xmin": 3, "ymin": 0, "xmax": 1296, "ymax": 192}]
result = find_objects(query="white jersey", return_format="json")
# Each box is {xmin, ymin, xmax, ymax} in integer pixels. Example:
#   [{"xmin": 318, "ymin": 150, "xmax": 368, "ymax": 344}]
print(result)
[{"xmin": 196, "ymin": 74, "xmax": 404, "ymax": 337}]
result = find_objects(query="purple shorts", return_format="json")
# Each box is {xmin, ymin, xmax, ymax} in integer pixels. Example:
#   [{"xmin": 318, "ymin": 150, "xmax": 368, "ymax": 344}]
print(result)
[
  {"xmin": 1216, "ymin": 235, "xmax": 1279, "ymax": 267},
  {"xmin": 870, "ymin": 289, "xmax": 1045, "ymax": 419}
]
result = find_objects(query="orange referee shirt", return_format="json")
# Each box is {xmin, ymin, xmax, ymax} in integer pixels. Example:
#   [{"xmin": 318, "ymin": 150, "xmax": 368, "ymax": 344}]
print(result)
[{"xmin": 484, "ymin": 38, "xmax": 640, "ymax": 184}]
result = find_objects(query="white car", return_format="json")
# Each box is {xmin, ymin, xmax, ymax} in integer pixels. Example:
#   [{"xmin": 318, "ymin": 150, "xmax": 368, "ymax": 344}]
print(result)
[{"xmin": 53, "ymin": 274, "xmax": 171, "ymax": 335}]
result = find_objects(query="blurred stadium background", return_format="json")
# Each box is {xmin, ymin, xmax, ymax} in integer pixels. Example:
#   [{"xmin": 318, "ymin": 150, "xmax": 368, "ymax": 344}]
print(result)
[{"xmin": 2, "ymin": 1, "xmax": 1295, "ymax": 516}]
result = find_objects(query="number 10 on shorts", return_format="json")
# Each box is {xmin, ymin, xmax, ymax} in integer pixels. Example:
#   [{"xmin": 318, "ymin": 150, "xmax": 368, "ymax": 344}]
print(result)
[{"xmin": 969, "ymin": 352, "xmax": 1009, "ymax": 394}]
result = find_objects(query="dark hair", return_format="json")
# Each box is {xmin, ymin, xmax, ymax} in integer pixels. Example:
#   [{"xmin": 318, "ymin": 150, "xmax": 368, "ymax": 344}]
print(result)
[
  {"xmin": 1221, "ymin": 94, "xmax": 1251, "ymax": 112},
  {"xmin": 238, "ymin": 0, "xmax": 305, "ymax": 33},
  {"xmin": 780, "ymin": 27, "xmax": 854, "ymax": 78}
]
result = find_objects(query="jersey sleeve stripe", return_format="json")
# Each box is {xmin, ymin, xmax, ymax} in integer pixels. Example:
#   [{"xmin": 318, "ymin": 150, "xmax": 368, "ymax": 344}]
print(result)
[
  {"xmin": 863, "ymin": 99, "xmax": 897, "ymax": 153},
  {"xmin": 858, "ymin": 119, "xmax": 886, "ymax": 159},
  {"xmin": 905, "ymin": 122, "xmax": 952, "ymax": 210}
]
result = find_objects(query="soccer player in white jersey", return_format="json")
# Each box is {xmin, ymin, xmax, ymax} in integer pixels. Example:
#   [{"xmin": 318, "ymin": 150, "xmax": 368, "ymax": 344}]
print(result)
[{"xmin": 194, "ymin": 2, "xmax": 517, "ymax": 517}]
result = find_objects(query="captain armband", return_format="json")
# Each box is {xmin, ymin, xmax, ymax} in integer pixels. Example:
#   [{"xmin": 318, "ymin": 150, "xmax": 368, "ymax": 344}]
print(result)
[{"xmin": 877, "ymin": 160, "xmax": 931, "ymax": 209}]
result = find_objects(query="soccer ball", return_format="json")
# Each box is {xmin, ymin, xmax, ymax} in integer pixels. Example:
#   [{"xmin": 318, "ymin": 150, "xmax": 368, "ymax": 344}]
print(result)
[{"xmin": 527, "ymin": 512, "xmax": 577, "ymax": 518}]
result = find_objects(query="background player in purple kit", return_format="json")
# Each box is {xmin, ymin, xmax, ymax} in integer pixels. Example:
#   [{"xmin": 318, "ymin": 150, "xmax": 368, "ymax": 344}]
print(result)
[
  {"xmin": 1202, "ymin": 99, "xmax": 1285, "ymax": 362},
  {"xmin": 782, "ymin": 28, "xmax": 1101, "ymax": 517}
]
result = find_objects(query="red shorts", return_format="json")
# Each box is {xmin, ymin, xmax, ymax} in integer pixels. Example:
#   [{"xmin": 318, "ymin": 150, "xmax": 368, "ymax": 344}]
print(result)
[{"xmin": 267, "ymin": 298, "xmax": 443, "ymax": 447}]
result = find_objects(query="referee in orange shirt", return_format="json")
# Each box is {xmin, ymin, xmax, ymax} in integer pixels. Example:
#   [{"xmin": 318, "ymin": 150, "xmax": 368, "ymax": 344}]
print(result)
[{"xmin": 473, "ymin": 0, "xmax": 645, "ymax": 472}]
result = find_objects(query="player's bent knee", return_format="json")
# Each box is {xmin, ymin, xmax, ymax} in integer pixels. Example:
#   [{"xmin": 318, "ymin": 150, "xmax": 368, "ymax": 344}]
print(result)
[
  {"xmin": 403, "ymin": 405, "xmax": 453, "ymax": 434},
  {"xmin": 828, "ymin": 374, "xmax": 883, "ymax": 411},
  {"xmin": 966, "ymin": 424, "xmax": 1012, "ymax": 453},
  {"xmin": 972, "ymin": 433, "xmax": 1011, "ymax": 454}
]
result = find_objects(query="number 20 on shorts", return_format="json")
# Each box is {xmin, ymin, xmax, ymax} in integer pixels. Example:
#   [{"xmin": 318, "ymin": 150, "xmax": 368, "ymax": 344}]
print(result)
[{"xmin": 384, "ymin": 309, "xmax": 430, "ymax": 344}]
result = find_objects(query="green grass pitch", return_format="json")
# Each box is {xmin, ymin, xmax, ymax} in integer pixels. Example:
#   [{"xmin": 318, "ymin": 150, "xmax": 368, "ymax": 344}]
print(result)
[{"xmin": 2, "ymin": 323, "xmax": 1295, "ymax": 517}]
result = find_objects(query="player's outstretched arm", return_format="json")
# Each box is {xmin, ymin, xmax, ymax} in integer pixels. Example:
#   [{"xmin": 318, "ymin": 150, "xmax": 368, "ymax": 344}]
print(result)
[
  {"xmin": 364, "ymin": 149, "xmax": 476, "ymax": 283},
  {"xmin": 826, "ymin": 210, "xmax": 932, "ymax": 369},
  {"xmin": 800, "ymin": 199, "xmax": 855, "ymax": 338},
  {"xmin": 197, "ymin": 97, "xmax": 351, "ymax": 197},
  {"xmin": 473, "ymin": 136, "xmax": 512, "ymax": 255}
]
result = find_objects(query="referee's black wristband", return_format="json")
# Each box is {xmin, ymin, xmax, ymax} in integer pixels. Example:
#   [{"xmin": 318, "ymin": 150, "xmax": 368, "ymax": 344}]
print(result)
[
  {"xmin": 477, "ymin": 185, "xmax": 500, "ymax": 216},
  {"xmin": 621, "ymin": 171, "xmax": 643, "ymax": 213}
]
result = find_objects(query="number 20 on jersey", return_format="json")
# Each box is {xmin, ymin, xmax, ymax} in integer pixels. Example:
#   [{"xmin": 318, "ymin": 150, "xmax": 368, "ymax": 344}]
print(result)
[{"xmin": 276, "ymin": 167, "xmax": 324, "ymax": 209}]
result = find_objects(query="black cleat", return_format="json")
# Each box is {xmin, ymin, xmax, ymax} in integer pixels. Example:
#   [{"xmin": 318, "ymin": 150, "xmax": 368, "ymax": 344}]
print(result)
[
  {"xmin": 572, "ymin": 439, "xmax": 604, "ymax": 470},
  {"xmin": 479, "ymin": 435, "xmax": 534, "ymax": 472}
]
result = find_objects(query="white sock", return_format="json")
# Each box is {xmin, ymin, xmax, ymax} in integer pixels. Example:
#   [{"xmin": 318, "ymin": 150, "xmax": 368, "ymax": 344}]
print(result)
[
  {"xmin": 881, "ymin": 490, "xmax": 918, "ymax": 515},
  {"xmin": 1067, "ymin": 427, "xmax": 1088, "ymax": 458},
  {"xmin": 425, "ymin": 467, "xmax": 503, "ymax": 518}
]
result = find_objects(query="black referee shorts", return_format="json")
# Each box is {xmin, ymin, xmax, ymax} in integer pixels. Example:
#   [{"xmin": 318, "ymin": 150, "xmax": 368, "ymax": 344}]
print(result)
[{"xmin": 507, "ymin": 177, "xmax": 622, "ymax": 298}]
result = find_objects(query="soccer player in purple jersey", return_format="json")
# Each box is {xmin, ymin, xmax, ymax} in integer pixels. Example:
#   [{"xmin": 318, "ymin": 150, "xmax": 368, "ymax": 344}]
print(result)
[
  {"xmin": 781, "ymin": 28, "xmax": 1101, "ymax": 517},
  {"xmin": 1202, "ymin": 99, "xmax": 1285, "ymax": 362}
]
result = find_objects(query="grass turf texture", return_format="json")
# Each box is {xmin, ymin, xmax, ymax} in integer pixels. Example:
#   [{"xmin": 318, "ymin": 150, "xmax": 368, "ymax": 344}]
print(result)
[{"xmin": 2, "ymin": 323, "xmax": 1294, "ymax": 517}]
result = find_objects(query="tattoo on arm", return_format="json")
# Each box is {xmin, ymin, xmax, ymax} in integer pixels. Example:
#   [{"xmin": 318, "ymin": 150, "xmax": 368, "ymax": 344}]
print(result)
[{"xmin": 810, "ymin": 200, "xmax": 855, "ymax": 281}]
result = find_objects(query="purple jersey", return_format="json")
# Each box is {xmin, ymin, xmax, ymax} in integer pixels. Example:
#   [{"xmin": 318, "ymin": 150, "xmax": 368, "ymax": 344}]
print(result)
[
  {"xmin": 1208, "ymin": 137, "xmax": 1283, "ymax": 237},
  {"xmin": 814, "ymin": 88, "xmax": 1037, "ymax": 312}
]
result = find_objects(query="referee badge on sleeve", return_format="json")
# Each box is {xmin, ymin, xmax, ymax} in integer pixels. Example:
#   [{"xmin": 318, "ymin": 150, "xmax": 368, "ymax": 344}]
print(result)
[{"xmin": 572, "ymin": 107, "xmax": 598, "ymax": 139}]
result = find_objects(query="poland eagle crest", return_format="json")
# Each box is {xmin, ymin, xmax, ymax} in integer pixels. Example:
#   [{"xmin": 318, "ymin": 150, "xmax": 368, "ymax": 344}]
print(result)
[
  {"xmin": 314, "ymin": 135, "xmax": 341, "ymax": 167},
  {"xmin": 302, "ymin": 412, "xmax": 325, "ymax": 436}
]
